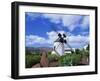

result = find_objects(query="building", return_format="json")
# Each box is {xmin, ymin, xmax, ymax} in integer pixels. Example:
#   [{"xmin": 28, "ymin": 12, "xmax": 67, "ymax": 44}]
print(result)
[{"xmin": 64, "ymin": 48, "xmax": 72, "ymax": 54}]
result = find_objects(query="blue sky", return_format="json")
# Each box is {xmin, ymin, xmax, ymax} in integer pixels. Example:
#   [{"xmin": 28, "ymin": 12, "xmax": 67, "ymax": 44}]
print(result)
[{"xmin": 25, "ymin": 12, "xmax": 89, "ymax": 48}]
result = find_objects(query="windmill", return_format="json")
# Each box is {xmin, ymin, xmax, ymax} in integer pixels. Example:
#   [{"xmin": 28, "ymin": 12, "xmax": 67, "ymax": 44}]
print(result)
[
  {"xmin": 51, "ymin": 26, "xmax": 73, "ymax": 56},
  {"xmin": 41, "ymin": 19, "xmax": 73, "ymax": 56}
]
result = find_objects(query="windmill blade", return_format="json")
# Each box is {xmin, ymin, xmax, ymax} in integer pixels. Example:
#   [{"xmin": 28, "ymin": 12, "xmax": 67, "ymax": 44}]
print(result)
[
  {"xmin": 53, "ymin": 43, "xmax": 62, "ymax": 55},
  {"xmin": 62, "ymin": 32, "xmax": 71, "ymax": 42},
  {"xmin": 66, "ymin": 42, "xmax": 73, "ymax": 51},
  {"xmin": 63, "ymin": 33, "xmax": 66, "ymax": 38},
  {"xmin": 65, "ymin": 32, "xmax": 72, "ymax": 46},
  {"xmin": 55, "ymin": 42, "xmax": 62, "ymax": 50},
  {"xmin": 66, "ymin": 32, "xmax": 71, "ymax": 39}
]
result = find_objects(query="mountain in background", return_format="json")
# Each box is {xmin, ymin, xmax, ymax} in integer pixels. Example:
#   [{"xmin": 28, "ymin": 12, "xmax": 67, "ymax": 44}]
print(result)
[{"xmin": 26, "ymin": 47, "xmax": 53, "ymax": 54}]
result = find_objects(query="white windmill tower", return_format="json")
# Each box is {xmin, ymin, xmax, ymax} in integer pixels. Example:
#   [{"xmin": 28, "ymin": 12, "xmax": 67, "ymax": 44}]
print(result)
[
  {"xmin": 47, "ymin": 21, "xmax": 73, "ymax": 56},
  {"xmin": 52, "ymin": 32, "xmax": 73, "ymax": 56},
  {"xmin": 53, "ymin": 33, "xmax": 65, "ymax": 56}
]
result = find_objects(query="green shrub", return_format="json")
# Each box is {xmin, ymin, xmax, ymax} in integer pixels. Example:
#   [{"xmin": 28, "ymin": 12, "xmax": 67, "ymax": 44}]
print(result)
[
  {"xmin": 25, "ymin": 50, "xmax": 89, "ymax": 68},
  {"xmin": 25, "ymin": 54, "xmax": 40, "ymax": 68},
  {"xmin": 58, "ymin": 54, "xmax": 81, "ymax": 66},
  {"xmin": 58, "ymin": 54, "xmax": 72, "ymax": 66},
  {"xmin": 71, "ymin": 54, "xmax": 81, "ymax": 66},
  {"xmin": 47, "ymin": 53, "xmax": 59, "ymax": 62}
]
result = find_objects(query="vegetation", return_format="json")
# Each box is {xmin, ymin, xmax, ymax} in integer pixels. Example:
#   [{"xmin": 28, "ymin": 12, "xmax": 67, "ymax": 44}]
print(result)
[
  {"xmin": 58, "ymin": 47, "xmax": 89, "ymax": 66},
  {"xmin": 25, "ymin": 44, "xmax": 89, "ymax": 68},
  {"xmin": 25, "ymin": 53, "xmax": 41, "ymax": 68},
  {"xmin": 47, "ymin": 52, "xmax": 59, "ymax": 62},
  {"xmin": 59, "ymin": 54, "xmax": 81, "ymax": 66}
]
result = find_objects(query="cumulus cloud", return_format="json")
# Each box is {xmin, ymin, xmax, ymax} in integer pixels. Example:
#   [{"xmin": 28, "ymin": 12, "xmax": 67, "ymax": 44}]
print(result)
[
  {"xmin": 46, "ymin": 31, "xmax": 89, "ymax": 48},
  {"xmin": 26, "ymin": 31, "xmax": 66, "ymax": 46},
  {"xmin": 80, "ymin": 31, "xmax": 89, "ymax": 36},
  {"xmin": 26, "ymin": 12, "xmax": 42, "ymax": 20},
  {"xmin": 46, "ymin": 30, "xmax": 67, "ymax": 42},
  {"xmin": 26, "ymin": 35, "xmax": 48, "ymax": 46},
  {"xmin": 26, "ymin": 12, "xmax": 89, "ymax": 31},
  {"xmin": 46, "ymin": 31, "xmax": 58, "ymax": 42},
  {"xmin": 26, "ymin": 13, "xmax": 89, "ymax": 48},
  {"xmin": 60, "ymin": 15, "xmax": 82, "ymax": 31},
  {"xmin": 43, "ymin": 14, "xmax": 61, "ymax": 24},
  {"xmin": 42, "ymin": 14, "xmax": 89, "ymax": 31},
  {"xmin": 80, "ymin": 16, "xmax": 89, "ymax": 29},
  {"xmin": 26, "ymin": 31, "xmax": 89, "ymax": 48},
  {"xmin": 66, "ymin": 35, "xmax": 89, "ymax": 48},
  {"xmin": 26, "ymin": 30, "xmax": 67, "ymax": 47},
  {"xmin": 68, "ymin": 35, "xmax": 89, "ymax": 43}
]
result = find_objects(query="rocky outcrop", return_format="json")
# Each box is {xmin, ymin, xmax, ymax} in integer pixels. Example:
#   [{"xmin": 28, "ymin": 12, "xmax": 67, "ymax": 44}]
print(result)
[
  {"xmin": 32, "ymin": 51, "xmax": 59, "ymax": 68},
  {"xmin": 40, "ymin": 51, "xmax": 49, "ymax": 67}
]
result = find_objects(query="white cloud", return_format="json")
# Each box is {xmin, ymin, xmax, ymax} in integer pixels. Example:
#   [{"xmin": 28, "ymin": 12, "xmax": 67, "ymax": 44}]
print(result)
[
  {"xmin": 26, "ymin": 31, "xmax": 89, "ymax": 48},
  {"xmin": 65, "ymin": 35, "xmax": 89, "ymax": 48},
  {"xmin": 26, "ymin": 13, "xmax": 89, "ymax": 31},
  {"xmin": 46, "ymin": 30, "xmax": 66, "ymax": 42},
  {"xmin": 61, "ymin": 15, "xmax": 82, "ymax": 31},
  {"xmin": 26, "ymin": 12, "xmax": 42, "ymax": 20},
  {"xmin": 25, "ymin": 32, "xmax": 57, "ymax": 47},
  {"xmin": 68, "ymin": 35, "xmax": 89, "ymax": 43},
  {"xmin": 26, "ymin": 13, "xmax": 89, "ymax": 48},
  {"xmin": 46, "ymin": 31, "xmax": 58, "ymax": 42},
  {"xmin": 43, "ymin": 14, "xmax": 61, "ymax": 24},
  {"xmin": 80, "ymin": 31, "xmax": 89, "ymax": 35},
  {"xmin": 42, "ymin": 14, "xmax": 89, "ymax": 31},
  {"xmin": 26, "ymin": 31, "xmax": 67, "ymax": 47},
  {"xmin": 26, "ymin": 35, "xmax": 47, "ymax": 45},
  {"xmin": 80, "ymin": 16, "xmax": 89, "ymax": 29}
]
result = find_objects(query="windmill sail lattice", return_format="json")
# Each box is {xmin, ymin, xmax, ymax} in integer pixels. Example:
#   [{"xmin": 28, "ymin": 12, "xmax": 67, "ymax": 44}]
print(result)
[{"xmin": 51, "ymin": 25, "xmax": 73, "ymax": 56}]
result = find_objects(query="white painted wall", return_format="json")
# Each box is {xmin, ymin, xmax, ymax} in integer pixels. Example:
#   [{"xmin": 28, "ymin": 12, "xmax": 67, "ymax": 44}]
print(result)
[
  {"xmin": 0, "ymin": 0, "xmax": 99, "ymax": 81},
  {"xmin": 54, "ymin": 42, "xmax": 64, "ymax": 56}
]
